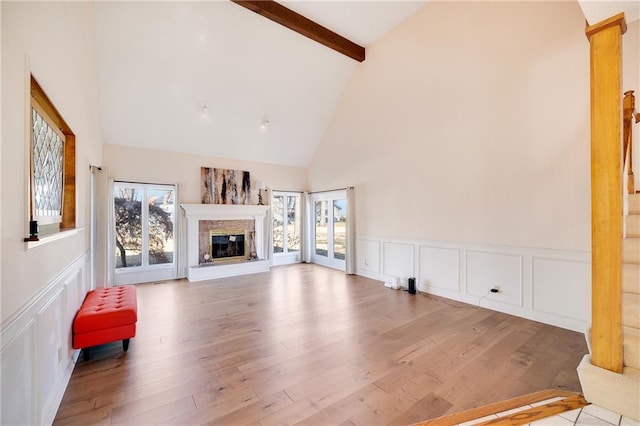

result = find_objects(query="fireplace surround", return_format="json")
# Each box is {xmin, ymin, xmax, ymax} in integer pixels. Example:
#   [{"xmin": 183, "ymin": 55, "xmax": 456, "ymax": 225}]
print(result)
[{"xmin": 181, "ymin": 204, "xmax": 269, "ymax": 281}]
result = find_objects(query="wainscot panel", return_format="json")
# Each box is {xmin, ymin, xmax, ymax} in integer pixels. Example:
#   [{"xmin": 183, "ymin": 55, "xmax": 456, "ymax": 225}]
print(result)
[
  {"xmin": 418, "ymin": 246, "xmax": 460, "ymax": 293},
  {"xmin": 0, "ymin": 253, "xmax": 89, "ymax": 425},
  {"xmin": 356, "ymin": 239, "xmax": 381, "ymax": 274},
  {"xmin": 38, "ymin": 289, "xmax": 64, "ymax": 421},
  {"xmin": 356, "ymin": 235, "xmax": 590, "ymax": 332},
  {"xmin": 532, "ymin": 256, "xmax": 591, "ymax": 322},
  {"xmin": 382, "ymin": 242, "xmax": 414, "ymax": 285},
  {"xmin": 466, "ymin": 250, "xmax": 523, "ymax": 307},
  {"xmin": 1, "ymin": 321, "xmax": 35, "ymax": 425}
]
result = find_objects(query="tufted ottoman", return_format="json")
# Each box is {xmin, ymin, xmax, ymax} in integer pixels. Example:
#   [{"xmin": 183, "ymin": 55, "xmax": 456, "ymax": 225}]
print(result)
[{"xmin": 73, "ymin": 285, "xmax": 137, "ymax": 360}]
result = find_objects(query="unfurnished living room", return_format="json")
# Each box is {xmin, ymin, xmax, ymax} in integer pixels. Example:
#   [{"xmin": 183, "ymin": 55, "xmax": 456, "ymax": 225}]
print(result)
[{"xmin": 1, "ymin": 1, "xmax": 639, "ymax": 425}]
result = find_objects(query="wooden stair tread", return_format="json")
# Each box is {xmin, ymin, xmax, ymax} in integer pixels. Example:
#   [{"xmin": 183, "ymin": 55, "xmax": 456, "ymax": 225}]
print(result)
[
  {"xmin": 624, "ymin": 326, "xmax": 640, "ymax": 370},
  {"xmin": 623, "ymin": 237, "xmax": 640, "ymax": 264},
  {"xmin": 626, "ymin": 214, "xmax": 640, "ymax": 238},
  {"xmin": 623, "ymin": 264, "xmax": 640, "ymax": 295},
  {"xmin": 623, "ymin": 293, "xmax": 640, "ymax": 329}
]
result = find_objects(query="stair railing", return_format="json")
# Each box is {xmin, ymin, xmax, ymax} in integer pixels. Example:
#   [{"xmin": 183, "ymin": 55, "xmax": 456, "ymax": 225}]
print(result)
[{"xmin": 623, "ymin": 90, "xmax": 639, "ymax": 194}]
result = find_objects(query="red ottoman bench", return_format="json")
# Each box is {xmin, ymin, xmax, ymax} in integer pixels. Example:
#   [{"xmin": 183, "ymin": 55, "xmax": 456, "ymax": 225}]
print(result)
[{"xmin": 73, "ymin": 285, "xmax": 137, "ymax": 360}]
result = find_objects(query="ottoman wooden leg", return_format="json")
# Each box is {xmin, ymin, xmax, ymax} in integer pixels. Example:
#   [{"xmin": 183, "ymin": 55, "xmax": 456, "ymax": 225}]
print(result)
[{"xmin": 123, "ymin": 338, "xmax": 130, "ymax": 352}]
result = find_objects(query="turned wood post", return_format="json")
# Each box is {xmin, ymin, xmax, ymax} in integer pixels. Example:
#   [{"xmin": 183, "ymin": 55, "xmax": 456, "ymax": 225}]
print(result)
[
  {"xmin": 585, "ymin": 13, "xmax": 626, "ymax": 374},
  {"xmin": 623, "ymin": 90, "xmax": 636, "ymax": 194}
]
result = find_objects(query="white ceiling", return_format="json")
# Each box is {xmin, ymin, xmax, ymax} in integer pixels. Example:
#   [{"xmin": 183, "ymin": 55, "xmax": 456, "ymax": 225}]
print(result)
[
  {"xmin": 578, "ymin": 0, "xmax": 640, "ymax": 25},
  {"xmin": 94, "ymin": 1, "xmax": 426, "ymax": 168},
  {"xmin": 95, "ymin": 1, "xmax": 638, "ymax": 168}
]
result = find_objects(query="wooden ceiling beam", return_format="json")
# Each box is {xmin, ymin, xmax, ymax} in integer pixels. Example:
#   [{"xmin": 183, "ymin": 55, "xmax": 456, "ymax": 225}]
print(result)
[{"xmin": 232, "ymin": 0, "xmax": 366, "ymax": 62}]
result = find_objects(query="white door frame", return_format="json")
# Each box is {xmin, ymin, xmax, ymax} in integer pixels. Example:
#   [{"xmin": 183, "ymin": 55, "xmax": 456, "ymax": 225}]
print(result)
[
  {"xmin": 111, "ymin": 181, "xmax": 179, "ymax": 285},
  {"xmin": 271, "ymin": 191, "xmax": 302, "ymax": 266},
  {"xmin": 311, "ymin": 190, "xmax": 346, "ymax": 271}
]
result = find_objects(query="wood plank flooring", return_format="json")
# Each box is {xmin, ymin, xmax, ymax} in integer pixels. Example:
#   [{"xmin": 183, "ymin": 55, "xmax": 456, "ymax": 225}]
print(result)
[{"xmin": 54, "ymin": 264, "xmax": 587, "ymax": 425}]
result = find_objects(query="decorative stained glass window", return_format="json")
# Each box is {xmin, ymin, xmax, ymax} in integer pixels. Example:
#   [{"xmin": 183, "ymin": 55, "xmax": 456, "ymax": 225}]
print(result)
[{"xmin": 31, "ymin": 106, "xmax": 64, "ymax": 223}]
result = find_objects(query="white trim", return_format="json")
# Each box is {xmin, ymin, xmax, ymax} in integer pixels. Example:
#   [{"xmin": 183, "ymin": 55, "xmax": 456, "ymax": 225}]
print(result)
[
  {"xmin": 310, "ymin": 191, "xmax": 347, "ymax": 271},
  {"xmin": 355, "ymin": 234, "xmax": 590, "ymax": 333},
  {"xmin": 181, "ymin": 203, "xmax": 269, "ymax": 220},
  {"xmin": 112, "ymin": 182, "xmax": 179, "ymax": 285},
  {"xmin": 25, "ymin": 228, "xmax": 83, "ymax": 250},
  {"xmin": 1, "ymin": 253, "xmax": 88, "ymax": 425},
  {"xmin": 181, "ymin": 204, "xmax": 270, "ymax": 281},
  {"xmin": 272, "ymin": 252, "xmax": 301, "ymax": 266},
  {"xmin": 188, "ymin": 260, "xmax": 269, "ymax": 281},
  {"xmin": 271, "ymin": 191, "xmax": 302, "ymax": 266}
]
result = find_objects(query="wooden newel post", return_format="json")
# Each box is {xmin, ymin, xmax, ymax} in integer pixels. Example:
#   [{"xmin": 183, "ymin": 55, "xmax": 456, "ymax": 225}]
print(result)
[
  {"xmin": 623, "ymin": 90, "xmax": 636, "ymax": 194},
  {"xmin": 585, "ymin": 13, "xmax": 626, "ymax": 374}
]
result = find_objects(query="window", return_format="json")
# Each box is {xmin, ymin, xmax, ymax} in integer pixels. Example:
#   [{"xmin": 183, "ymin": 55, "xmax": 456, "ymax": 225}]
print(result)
[{"xmin": 29, "ymin": 76, "xmax": 76, "ymax": 235}]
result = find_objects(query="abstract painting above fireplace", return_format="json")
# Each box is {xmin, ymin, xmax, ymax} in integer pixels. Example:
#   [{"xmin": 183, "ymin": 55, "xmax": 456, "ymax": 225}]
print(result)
[{"xmin": 201, "ymin": 167, "xmax": 251, "ymax": 205}]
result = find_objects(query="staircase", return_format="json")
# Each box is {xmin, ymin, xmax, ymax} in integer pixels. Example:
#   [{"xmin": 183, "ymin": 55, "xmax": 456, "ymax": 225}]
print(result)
[
  {"xmin": 578, "ymin": 193, "xmax": 640, "ymax": 421},
  {"xmin": 623, "ymin": 194, "xmax": 640, "ymax": 374}
]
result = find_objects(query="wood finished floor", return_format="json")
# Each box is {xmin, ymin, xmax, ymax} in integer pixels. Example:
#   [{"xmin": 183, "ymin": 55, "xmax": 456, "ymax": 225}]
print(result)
[{"xmin": 54, "ymin": 264, "xmax": 587, "ymax": 425}]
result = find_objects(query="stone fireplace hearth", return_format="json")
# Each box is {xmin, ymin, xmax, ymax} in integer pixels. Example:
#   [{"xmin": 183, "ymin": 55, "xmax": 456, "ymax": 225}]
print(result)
[{"xmin": 181, "ymin": 204, "xmax": 270, "ymax": 281}]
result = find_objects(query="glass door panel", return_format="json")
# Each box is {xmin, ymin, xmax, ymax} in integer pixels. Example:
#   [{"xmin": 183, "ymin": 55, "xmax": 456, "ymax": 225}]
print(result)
[
  {"xmin": 148, "ymin": 188, "xmax": 175, "ymax": 265},
  {"xmin": 315, "ymin": 200, "xmax": 329, "ymax": 257},
  {"xmin": 273, "ymin": 195, "xmax": 284, "ymax": 253},
  {"xmin": 114, "ymin": 185, "xmax": 143, "ymax": 268},
  {"xmin": 288, "ymin": 196, "xmax": 300, "ymax": 252},
  {"xmin": 271, "ymin": 192, "xmax": 301, "ymax": 266},
  {"xmin": 333, "ymin": 199, "xmax": 347, "ymax": 260}
]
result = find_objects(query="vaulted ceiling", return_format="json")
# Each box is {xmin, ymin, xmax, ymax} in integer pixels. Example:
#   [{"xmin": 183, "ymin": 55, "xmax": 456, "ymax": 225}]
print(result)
[
  {"xmin": 94, "ymin": 1, "xmax": 425, "ymax": 167},
  {"xmin": 94, "ymin": 1, "xmax": 639, "ymax": 168}
]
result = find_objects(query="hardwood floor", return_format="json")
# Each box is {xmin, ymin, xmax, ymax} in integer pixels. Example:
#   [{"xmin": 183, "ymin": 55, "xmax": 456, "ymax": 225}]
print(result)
[{"xmin": 54, "ymin": 264, "xmax": 587, "ymax": 425}]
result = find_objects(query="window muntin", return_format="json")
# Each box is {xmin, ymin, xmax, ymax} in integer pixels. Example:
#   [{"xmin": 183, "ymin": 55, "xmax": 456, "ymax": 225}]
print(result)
[{"xmin": 31, "ymin": 104, "xmax": 65, "ymax": 224}]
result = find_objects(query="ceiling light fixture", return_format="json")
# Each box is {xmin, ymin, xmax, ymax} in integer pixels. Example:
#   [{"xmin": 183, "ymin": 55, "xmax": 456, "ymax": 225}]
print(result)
[{"xmin": 260, "ymin": 115, "xmax": 270, "ymax": 130}]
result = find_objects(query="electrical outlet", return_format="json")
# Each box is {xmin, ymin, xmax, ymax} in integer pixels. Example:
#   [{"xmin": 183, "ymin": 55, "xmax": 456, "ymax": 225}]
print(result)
[
  {"xmin": 363, "ymin": 259, "xmax": 368, "ymax": 266},
  {"xmin": 490, "ymin": 285, "xmax": 501, "ymax": 294}
]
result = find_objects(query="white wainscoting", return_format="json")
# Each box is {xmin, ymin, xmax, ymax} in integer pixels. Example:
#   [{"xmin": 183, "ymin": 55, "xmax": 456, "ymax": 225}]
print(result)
[
  {"xmin": 1, "ymin": 254, "xmax": 89, "ymax": 425},
  {"xmin": 356, "ymin": 236, "xmax": 590, "ymax": 332}
]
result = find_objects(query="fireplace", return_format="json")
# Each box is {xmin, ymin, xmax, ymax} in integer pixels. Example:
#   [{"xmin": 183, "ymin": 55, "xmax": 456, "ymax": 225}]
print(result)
[
  {"xmin": 181, "ymin": 203, "xmax": 270, "ymax": 281},
  {"xmin": 210, "ymin": 229, "xmax": 247, "ymax": 262}
]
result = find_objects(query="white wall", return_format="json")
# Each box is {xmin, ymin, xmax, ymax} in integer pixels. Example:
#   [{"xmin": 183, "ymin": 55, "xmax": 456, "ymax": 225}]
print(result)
[
  {"xmin": 103, "ymin": 143, "xmax": 308, "ymax": 202},
  {"xmin": 1, "ymin": 2, "xmax": 102, "ymax": 424},
  {"xmin": 102, "ymin": 144, "xmax": 308, "ymax": 280},
  {"xmin": 309, "ymin": 1, "xmax": 593, "ymax": 331},
  {"xmin": 310, "ymin": 1, "xmax": 591, "ymax": 252},
  {"xmin": 1, "ymin": 1, "xmax": 102, "ymax": 321}
]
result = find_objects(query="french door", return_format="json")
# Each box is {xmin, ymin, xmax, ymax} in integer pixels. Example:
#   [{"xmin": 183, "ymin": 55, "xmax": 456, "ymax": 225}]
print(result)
[
  {"xmin": 271, "ymin": 191, "xmax": 301, "ymax": 266},
  {"xmin": 311, "ymin": 190, "xmax": 347, "ymax": 270},
  {"xmin": 112, "ymin": 182, "xmax": 177, "ymax": 285}
]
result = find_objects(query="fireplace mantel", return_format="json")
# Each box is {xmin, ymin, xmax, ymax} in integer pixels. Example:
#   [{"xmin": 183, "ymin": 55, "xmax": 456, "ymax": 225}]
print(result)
[{"xmin": 181, "ymin": 203, "xmax": 270, "ymax": 281}]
